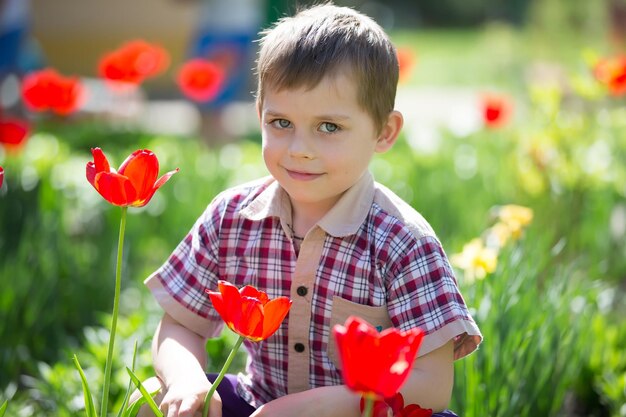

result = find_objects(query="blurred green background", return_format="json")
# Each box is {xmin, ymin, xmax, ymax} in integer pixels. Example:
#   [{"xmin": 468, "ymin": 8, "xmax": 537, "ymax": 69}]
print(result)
[{"xmin": 1, "ymin": 0, "xmax": 626, "ymax": 416}]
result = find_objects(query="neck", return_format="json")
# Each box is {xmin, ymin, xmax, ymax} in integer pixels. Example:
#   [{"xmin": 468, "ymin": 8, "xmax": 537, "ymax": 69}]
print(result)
[{"xmin": 289, "ymin": 199, "xmax": 333, "ymax": 237}]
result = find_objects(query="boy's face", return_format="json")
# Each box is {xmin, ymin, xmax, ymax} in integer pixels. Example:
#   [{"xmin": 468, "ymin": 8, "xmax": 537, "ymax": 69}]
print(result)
[{"xmin": 259, "ymin": 71, "xmax": 390, "ymax": 219}]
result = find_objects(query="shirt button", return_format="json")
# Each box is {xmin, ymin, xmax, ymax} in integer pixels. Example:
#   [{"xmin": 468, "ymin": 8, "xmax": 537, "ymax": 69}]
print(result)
[
  {"xmin": 296, "ymin": 286, "xmax": 308, "ymax": 297},
  {"xmin": 294, "ymin": 343, "xmax": 305, "ymax": 353}
]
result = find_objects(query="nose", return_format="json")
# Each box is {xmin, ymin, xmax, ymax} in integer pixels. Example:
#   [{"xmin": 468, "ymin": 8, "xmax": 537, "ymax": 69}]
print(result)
[{"xmin": 288, "ymin": 132, "xmax": 315, "ymax": 159}]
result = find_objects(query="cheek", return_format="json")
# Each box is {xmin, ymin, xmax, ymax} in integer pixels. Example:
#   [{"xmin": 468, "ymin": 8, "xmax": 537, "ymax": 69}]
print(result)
[
  {"xmin": 261, "ymin": 138, "xmax": 281, "ymax": 169},
  {"xmin": 261, "ymin": 142, "xmax": 272, "ymax": 164},
  {"xmin": 339, "ymin": 141, "xmax": 374, "ymax": 164}
]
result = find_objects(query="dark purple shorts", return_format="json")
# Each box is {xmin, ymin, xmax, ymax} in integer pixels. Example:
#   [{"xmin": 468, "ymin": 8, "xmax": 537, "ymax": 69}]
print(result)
[
  {"xmin": 207, "ymin": 374, "xmax": 256, "ymax": 417},
  {"xmin": 207, "ymin": 373, "xmax": 459, "ymax": 417}
]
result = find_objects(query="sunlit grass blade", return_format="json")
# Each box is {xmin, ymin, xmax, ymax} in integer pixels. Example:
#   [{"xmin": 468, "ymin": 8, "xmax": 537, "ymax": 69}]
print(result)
[
  {"xmin": 0, "ymin": 400, "xmax": 8, "ymax": 417},
  {"xmin": 122, "ymin": 397, "xmax": 146, "ymax": 417},
  {"xmin": 73, "ymin": 354, "xmax": 98, "ymax": 417},
  {"xmin": 116, "ymin": 341, "xmax": 139, "ymax": 417},
  {"xmin": 126, "ymin": 367, "xmax": 163, "ymax": 417},
  {"xmin": 122, "ymin": 389, "xmax": 162, "ymax": 417}
]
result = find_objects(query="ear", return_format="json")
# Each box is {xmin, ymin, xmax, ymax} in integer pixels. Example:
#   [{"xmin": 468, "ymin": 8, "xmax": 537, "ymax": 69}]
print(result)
[{"xmin": 375, "ymin": 110, "xmax": 404, "ymax": 153}]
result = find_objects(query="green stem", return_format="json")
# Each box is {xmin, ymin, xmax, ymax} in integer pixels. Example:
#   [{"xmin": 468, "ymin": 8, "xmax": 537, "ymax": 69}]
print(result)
[
  {"xmin": 362, "ymin": 396, "xmax": 374, "ymax": 417},
  {"xmin": 101, "ymin": 206, "xmax": 127, "ymax": 417},
  {"xmin": 202, "ymin": 335, "xmax": 244, "ymax": 417}
]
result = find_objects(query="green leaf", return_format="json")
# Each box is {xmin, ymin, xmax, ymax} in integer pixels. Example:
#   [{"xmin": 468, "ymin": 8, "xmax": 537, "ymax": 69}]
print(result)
[
  {"xmin": 0, "ymin": 400, "xmax": 8, "ymax": 417},
  {"xmin": 126, "ymin": 367, "xmax": 163, "ymax": 417},
  {"xmin": 73, "ymin": 354, "xmax": 99, "ymax": 417},
  {"xmin": 122, "ymin": 394, "xmax": 151, "ymax": 417},
  {"xmin": 116, "ymin": 341, "xmax": 139, "ymax": 417}
]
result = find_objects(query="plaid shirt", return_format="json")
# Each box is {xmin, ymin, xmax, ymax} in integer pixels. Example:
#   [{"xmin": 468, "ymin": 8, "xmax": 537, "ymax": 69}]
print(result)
[{"xmin": 146, "ymin": 171, "xmax": 482, "ymax": 408}]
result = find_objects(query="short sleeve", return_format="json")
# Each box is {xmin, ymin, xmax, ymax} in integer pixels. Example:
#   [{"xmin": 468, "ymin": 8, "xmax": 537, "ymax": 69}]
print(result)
[
  {"xmin": 144, "ymin": 198, "xmax": 226, "ymax": 339},
  {"xmin": 386, "ymin": 235, "xmax": 482, "ymax": 360}
]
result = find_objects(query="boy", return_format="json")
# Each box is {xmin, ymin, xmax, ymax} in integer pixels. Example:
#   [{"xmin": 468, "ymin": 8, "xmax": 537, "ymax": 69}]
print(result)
[{"xmin": 142, "ymin": 3, "xmax": 482, "ymax": 417}]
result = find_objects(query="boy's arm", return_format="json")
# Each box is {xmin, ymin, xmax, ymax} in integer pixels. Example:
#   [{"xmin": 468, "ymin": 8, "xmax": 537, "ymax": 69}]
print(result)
[
  {"xmin": 401, "ymin": 339, "xmax": 454, "ymax": 411},
  {"xmin": 250, "ymin": 340, "xmax": 454, "ymax": 417},
  {"xmin": 153, "ymin": 312, "xmax": 221, "ymax": 417}
]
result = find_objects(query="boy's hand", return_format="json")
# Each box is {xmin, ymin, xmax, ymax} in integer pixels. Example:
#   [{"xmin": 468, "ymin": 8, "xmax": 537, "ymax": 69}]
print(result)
[
  {"xmin": 159, "ymin": 376, "xmax": 220, "ymax": 417},
  {"xmin": 152, "ymin": 313, "xmax": 219, "ymax": 417}
]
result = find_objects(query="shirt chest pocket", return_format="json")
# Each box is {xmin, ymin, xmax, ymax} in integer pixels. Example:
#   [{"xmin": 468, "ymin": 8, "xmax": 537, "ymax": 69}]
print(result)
[{"xmin": 326, "ymin": 296, "xmax": 393, "ymax": 370}]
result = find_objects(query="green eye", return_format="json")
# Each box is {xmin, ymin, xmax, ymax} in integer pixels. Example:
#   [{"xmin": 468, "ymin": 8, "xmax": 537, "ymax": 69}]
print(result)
[
  {"xmin": 320, "ymin": 122, "xmax": 338, "ymax": 133},
  {"xmin": 270, "ymin": 119, "xmax": 291, "ymax": 129}
]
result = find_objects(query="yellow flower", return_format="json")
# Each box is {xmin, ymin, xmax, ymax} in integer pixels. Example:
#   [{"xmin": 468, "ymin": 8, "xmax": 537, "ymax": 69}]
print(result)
[
  {"xmin": 483, "ymin": 222, "xmax": 513, "ymax": 249},
  {"xmin": 492, "ymin": 204, "xmax": 534, "ymax": 239},
  {"xmin": 451, "ymin": 238, "xmax": 498, "ymax": 284}
]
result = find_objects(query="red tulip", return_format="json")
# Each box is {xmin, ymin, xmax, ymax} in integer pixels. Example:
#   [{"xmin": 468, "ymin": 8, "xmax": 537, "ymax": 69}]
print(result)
[
  {"xmin": 333, "ymin": 316, "xmax": 424, "ymax": 399},
  {"xmin": 205, "ymin": 280, "xmax": 292, "ymax": 342},
  {"xmin": 177, "ymin": 59, "xmax": 225, "ymax": 102},
  {"xmin": 0, "ymin": 166, "xmax": 4, "ymax": 189},
  {"xmin": 98, "ymin": 40, "xmax": 169, "ymax": 85},
  {"xmin": 360, "ymin": 393, "xmax": 433, "ymax": 417},
  {"xmin": 0, "ymin": 117, "xmax": 30, "ymax": 151},
  {"xmin": 397, "ymin": 47, "xmax": 416, "ymax": 84},
  {"xmin": 86, "ymin": 148, "xmax": 178, "ymax": 207},
  {"xmin": 480, "ymin": 92, "xmax": 513, "ymax": 129},
  {"xmin": 22, "ymin": 68, "xmax": 85, "ymax": 115},
  {"xmin": 593, "ymin": 55, "xmax": 626, "ymax": 96},
  {"xmin": 399, "ymin": 404, "xmax": 433, "ymax": 417}
]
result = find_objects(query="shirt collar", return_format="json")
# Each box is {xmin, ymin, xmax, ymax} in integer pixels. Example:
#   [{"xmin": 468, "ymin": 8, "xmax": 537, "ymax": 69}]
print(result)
[
  {"xmin": 317, "ymin": 171, "xmax": 374, "ymax": 237},
  {"xmin": 240, "ymin": 172, "xmax": 375, "ymax": 238},
  {"xmin": 239, "ymin": 178, "xmax": 291, "ymax": 221}
]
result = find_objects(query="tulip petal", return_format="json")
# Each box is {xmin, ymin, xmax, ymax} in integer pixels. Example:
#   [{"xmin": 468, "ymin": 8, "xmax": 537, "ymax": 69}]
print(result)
[
  {"xmin": 261, "ymin": 297, "xmax": 292, "ymax": 339},
  {"xmin": 117, "ymin": 150, "xmax": 159, "ymax": 201},
  {"xmin": 216, "ymin": 281, "xmax": 243, "ymax": 333},
  {"xmin": 87, "ymin": 148, "xmax": 111, "ymax": 190},
  {"xmin": 385, "ymin": 392, "xmax": 405, "ymax": 415},
  {"xmin": 333, "ymin": 322, "xmax": 355, "ymax": 387},
  {"xmin": 94, "ymin": 172, "xmax": 137, "ymax": 206},
  {"xmin": 153, "ymin": 168, "xmax": 180, "ymax": 190},
  {"xmin": 86, "ymin": 163, "xmax": 96, "ymax": 186},
  {"xmin": 241, "ymin": 285, "xmax": 269, "ymax": 305},
  {"xmin": 207, "ymin": 291, "xmax": 225, "ymax": 318},
  {"xmin": 92, "ymin": 148, "xmax": 111, "ymax": 173},
  {"xmin": 128, "ymin": 168, "xmax": 180, "ymax": 207},
  {"xmin": 239, "ymin": 297, "xmax": 265, "ymax": 340}
]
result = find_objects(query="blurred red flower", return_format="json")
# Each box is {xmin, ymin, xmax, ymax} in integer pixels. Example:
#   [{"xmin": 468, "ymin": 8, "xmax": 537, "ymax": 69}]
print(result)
[
  {"xmin": 21, "ymin": 68, "xmax": 85, "ymax": 115},
  {"xmin": 480, "ymin": 93, "xmax": 513, "ymax": 129},
  {"xmin": 333, "ymin": 316, "xmax": 424, "ymax": 400},
  {"xmin": 397, "ymin": 47, "xmax": 417, "ymax": 83},
  {"xmin": 176, "ymin": 59, "xmax": 225, "ymax": 102},
  {"xmin": 593, "ymin": 55, "xmax": 626, "ymax": 96},
  {"xmin": 0, "ymin": 116, "xmax": 30, "ymax": 152},
  {"xmin": 98, "ymin": 40, "xmax": 170, "ymax": 86},
  {"xmin": 86, "ymin": 148, "xmax": 178, "ymax": 207},
  {"xmin": 399, "ymin": 404, "xmax": 434, "ymax": 417},
  {"xmin": 361, "ymin": 393, "xmax": 433, "ymax": 417},
  {"xmin": 0, "ymin": 166, "xmax": 4, "ymax": 189},
  {"xmin": 206, "ymin": 280, "xmax": 292, "ymax": 342}
]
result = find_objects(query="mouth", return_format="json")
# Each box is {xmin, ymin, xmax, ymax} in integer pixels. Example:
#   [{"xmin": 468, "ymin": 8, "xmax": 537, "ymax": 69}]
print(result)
[{"xmin": 285, "ymin": 169, "xmax": 323, "ymax": 181}]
